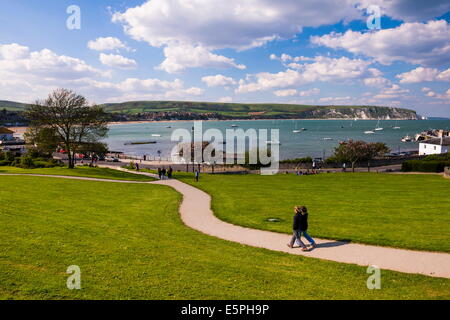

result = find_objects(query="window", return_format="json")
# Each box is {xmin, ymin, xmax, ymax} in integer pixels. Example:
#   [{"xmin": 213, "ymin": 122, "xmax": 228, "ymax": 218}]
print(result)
[{"xmin": 434, "ymin": 146, "xmax": 437, "ymax": 150}]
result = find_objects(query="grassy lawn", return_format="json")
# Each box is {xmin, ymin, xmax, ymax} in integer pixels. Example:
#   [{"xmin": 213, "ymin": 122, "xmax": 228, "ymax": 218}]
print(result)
[
  {"xmin": 0, "ymin": 176, "xmax": 449, "ymax": 299},
  {"xmin": 175, "ymin": 172, "xmax": 450, "ymax": 253},
  {"xmin": 0, "ymin": 166, "xmax": 154, "ymax": 182}
]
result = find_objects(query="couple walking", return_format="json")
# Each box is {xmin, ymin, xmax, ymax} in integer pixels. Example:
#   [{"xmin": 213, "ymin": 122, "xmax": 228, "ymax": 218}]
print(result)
[{"xmin": 287, "ymin": 206, "xmax": 316, "ymax": 251}]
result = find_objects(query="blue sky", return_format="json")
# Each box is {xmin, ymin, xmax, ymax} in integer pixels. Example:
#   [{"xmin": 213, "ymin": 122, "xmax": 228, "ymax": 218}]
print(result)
[{"xmin": 0, "ymin": 0, "xmax": 449, "ymax": 116}]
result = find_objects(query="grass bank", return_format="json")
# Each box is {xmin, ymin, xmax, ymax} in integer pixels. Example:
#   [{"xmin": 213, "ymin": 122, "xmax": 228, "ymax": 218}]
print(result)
[
  {"xmin": 0, "ymin": 176, "xmax": 449, "ymax": 299},
  {"xmin": 175, "ymin": 172, "xmax": 450, "ymax": 253}
]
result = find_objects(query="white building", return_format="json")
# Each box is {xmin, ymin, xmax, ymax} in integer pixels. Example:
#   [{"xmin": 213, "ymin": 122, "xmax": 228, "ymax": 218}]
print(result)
[{"xmin": 419, "ymin": 137, "xmax": 450, "ymax": 155}]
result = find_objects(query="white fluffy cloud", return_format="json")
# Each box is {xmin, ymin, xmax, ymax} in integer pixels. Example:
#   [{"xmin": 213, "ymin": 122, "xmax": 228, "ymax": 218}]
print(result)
[
  {"xmin": 0, "ymin": 43, "xmax": 203, "ymax": 103},
  {"xmin": 363, "ymin": 77, "xmax": 392, "ymax": 88},
  {"xmin": 99, "ymin": 53, "xmax": 137, "ymax": 69},
  {"xmin": 300, "ymin": 88, "xmax": 321, "ymax": 97},
  {"xmin": 201, "ymin": 74, "xmax": 237, "ymax": 87},
  {"xmin": 157, "ymin": 45, "xmax": 246, "ymax": 73},
  {"xmin": 87, "ymin": 37, "xmax": 129, "ymax": 51},
  {"xmin": 373, "ymin": 84, "xmax": 410, "ymax": 99},
  {"xmin": 396, "ymin": 67, "xmax": 450, "ymax": 83},
  {"xmin": 218, "ymin": 96, "xmax": 233, "ymax": 103},
  {"xmin": 237, "ymin": 56, "xmax": 373, "ymax": 93},
  {"xmin": 311, "ymin": 20, "xmax": 450, "ymax": 67},
  {"xmin": 0, "ymin": 43, "xmax": 105, "ymax": 81},
  {"xmin": 274, "ymin": 89, "xmax": 297, "ymax": 97},
  {"xmin": 113, "ymin": 0, "xmax": 361, "ymax": 50},
  {"xmin": 184, "ymin": 87, "xmax": 205, "ymax": 96},
  {"xmin": 112, "ymin": 0, "xmax": 363, "ymax": 73}
]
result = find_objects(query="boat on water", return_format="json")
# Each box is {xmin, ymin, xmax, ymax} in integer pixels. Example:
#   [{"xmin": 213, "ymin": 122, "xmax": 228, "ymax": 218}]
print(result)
[
  {"xmin": 165, "ymin": 126, "xmax": 171, "ymax": 128},
  {"xmin": 124, "ymin": 141, "xmax": 157, "ymax": 145},
  {"xmin": 364, "ymin": 130, "xmax": 375, "ymax": 134},
  {"xmin": 392, "ymin": 120, "xmax": 400, "ymax": 130},
  {"xmin": 323, "ymin": 137, "xmax": 333, "ymax": 141},
  {"xmin": 230, "ymin": 124, "xmax": 238, "ymax": 128},
  {"xmin": 401, "ymin": 135, "xmax": 412, "ymax": 142},
  {"xmin": 151, "ymin": 134, "xmax": 162, "ymax": 137},
  {"xmin": 266, "ymin": 140, "xmax": 281, "ymax": 145},
  {"xmin": 374, "ymin": 119, "xmax": 383, "ymax": 131},
  {"xmin": 292, "ymin": 121, "xmax": 303, "ymax": 133}
]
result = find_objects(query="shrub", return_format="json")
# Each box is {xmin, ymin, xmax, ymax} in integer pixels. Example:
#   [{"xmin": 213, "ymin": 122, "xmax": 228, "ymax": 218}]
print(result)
[
  {"xmin": 423, "ymin": 153, "xmax": 450, "ymax": 161},
  {"xmin": 402, "ymin": 160, "xmax": 450, "ymax": 173},
  {"xmin": 122, "ymin": 161, "xmax": 136, "ymax": 170},
  {"xmin": 20, "ymin": 156, "xmax": 35, "ymax": 169},
  {"xmin": 0, "ymin": 160, "xmax": 11, "ymax": 166},
  {"xmin": 280, "ymin": 157, "xmax": 313, "ymax": 164}
]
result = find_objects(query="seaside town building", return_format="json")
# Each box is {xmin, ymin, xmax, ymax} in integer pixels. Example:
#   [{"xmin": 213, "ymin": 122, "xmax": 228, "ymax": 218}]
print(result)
[{"xmin": 419, "ymin": 137, "xmax": 450, "ymax": 155}]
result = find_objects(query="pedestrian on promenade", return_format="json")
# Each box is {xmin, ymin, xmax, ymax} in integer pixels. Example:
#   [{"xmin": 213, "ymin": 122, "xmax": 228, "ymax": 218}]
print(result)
[
  {"xmin": 194, "ymin": 170, "xmax": 199, "ymax": 182},
  {"xmin": 287, "ymin": 206, "xmax": 316, "ymax": 251}
]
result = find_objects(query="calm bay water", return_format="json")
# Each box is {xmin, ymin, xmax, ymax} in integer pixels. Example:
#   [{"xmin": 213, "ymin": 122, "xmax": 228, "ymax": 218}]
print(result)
[{"xmin": 105, "ymin": 119, "xmax": 450, "ymax": 160}]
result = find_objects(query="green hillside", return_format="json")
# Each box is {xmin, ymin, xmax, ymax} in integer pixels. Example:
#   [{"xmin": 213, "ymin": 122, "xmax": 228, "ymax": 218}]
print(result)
[
  {"xmin": 102, "ymin": 100, "xmax": 418, "ymax": 119},
  {"xmin": 0, "ymin": 100, "xmax": 28, "ymax": 111},
  {"xmin": 0, "ymin": 99, "xmax": 419, "ymax": 120}
]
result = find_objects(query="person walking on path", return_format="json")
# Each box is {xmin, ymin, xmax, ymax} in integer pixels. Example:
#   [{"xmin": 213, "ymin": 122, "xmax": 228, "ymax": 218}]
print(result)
[
  {"xmin": 135, "ymin": 163, "xmax": 140, "ymax": 172},
  {"xmin": 168, "ymin": 166, "xmax": 173, "ymax": 179},
  {"xmin": 157, "ymin": 167, "xmax": 162, "ymax": 180},
  {"xmin": 287, "ymin": 206, "xmax": 316, "ymax": 251},
  {"xmin": 161, "ymin": 167, "xmax": 167, "ymax": 180},
  {"xmin": 194, "ymin": 170, "xmax": 199, "ymax": 182}
]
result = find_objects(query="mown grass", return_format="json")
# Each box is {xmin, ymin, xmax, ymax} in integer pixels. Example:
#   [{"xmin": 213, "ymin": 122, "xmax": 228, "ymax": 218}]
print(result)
[
  {"xmin": 0, "ymin": 166, "xmax": 154, "ymax": 182},
  {"xmin": 175, "ymin": 172, "xmax": 450, "ymax": 253},
  {"xmin": 0, "ymin": 176, "xmax": 449, "ymax": 299}
]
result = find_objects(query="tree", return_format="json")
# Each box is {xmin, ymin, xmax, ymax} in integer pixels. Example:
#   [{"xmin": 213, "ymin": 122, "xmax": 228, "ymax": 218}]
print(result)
[
  {"xmin": 23, "ymin": 126, "xmax": 59, "ymax": 158},
  {"xmin": 25, "ymin": 89, "xmax": 109, "ymax": 168},
  {"xmin": 333, "ymin": 140, "xmax": 389, "ymax": 172},
  {"xmin": 364, "ymin": 142, "xmax": 390, "ymax": 172}
]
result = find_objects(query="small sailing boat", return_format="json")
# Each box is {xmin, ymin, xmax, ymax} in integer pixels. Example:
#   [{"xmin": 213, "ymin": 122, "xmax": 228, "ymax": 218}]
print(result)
[
  {"xmin": 266, "ymin": 140, "xmax": 281, "ymax": 145},
  {"xmin": 401, "ymin": 135, "xmax": 412, "ymax": 142},
  {"xmin": 230, "ymin": 124, "xmax": 238, "ymax": 128},
  {"xmin": 151, "ymin": 134, "xmax": 162, "ymax": 137},
  {"xmin": 393, "ymin": 120, "xmax": 400, "ymax": 130},
  {"xmin": 323, "ymin": 137, "xmax": 333, "ymax": 141},
  {"xmin": 364, "ymin": 130, "xmax": 375, "ymax": 134},
  {"xmin": 292, "ymin": 121, "xmax": 301, "ymax": 133},
  {"xmin": 374, "ymin": 119, "xmax": 383, "ymax": 131}
]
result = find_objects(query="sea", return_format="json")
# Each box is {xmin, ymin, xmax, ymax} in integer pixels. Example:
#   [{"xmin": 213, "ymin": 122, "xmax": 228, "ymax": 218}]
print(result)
[{"xmin": 104, "ymin": 119, "xmax": 450, "ymax": 160}]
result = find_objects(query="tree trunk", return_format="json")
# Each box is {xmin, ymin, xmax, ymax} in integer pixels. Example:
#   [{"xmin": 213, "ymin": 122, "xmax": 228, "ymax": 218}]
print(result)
[
  {"xmin": 367, "ymin": 160, "xmax": 371, "ymax": 172},
  {"xmin": 67, "ymin": 150, "xmax": 74, "ymax": 169},
  {"xmin": 352, "ymin": 161, "xmax": 356, "ymax": 172}
]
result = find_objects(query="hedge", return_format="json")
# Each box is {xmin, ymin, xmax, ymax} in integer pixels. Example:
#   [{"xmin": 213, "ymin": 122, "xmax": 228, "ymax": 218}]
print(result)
[{"xmin": 402, "ymin": 160, "xmax": 450, "ymax": 173}]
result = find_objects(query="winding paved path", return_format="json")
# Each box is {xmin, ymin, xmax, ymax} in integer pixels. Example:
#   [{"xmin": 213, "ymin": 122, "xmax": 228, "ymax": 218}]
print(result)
[{"xmin": 2, "ymin": 170, "xmax": 450, "ymax": 279}]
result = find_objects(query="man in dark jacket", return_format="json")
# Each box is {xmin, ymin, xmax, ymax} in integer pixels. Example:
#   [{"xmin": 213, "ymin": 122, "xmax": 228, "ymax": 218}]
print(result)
[{"xmin": 287, "ymin": 206, "xmax": 316, "ymax": 251}]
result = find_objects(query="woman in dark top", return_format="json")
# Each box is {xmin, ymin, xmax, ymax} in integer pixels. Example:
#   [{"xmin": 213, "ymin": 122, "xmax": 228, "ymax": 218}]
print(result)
[{"xmin": 287, "ymin": 206, "xmax": 316, "ymax": 251}]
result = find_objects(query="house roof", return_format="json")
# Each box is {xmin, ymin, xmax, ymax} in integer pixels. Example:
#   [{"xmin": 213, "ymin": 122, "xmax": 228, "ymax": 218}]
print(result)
[
  {"xmin": 420, "ymin": 136, "xmax": 450, "ymax": 146},
  {"xmin": 0, "ymin": 127, "xmax": 14, "ymax": 134}
]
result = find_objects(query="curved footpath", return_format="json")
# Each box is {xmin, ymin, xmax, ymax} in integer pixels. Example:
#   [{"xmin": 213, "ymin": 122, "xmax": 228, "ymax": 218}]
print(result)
[{"xmin": 2, "ymin": 170, "xmax": 450, "ymax": 279}]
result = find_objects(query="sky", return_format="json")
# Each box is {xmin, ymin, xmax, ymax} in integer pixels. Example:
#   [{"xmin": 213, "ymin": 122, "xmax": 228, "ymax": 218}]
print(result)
[{"xmin": 0, "ymin": 0, "xmax": 449, "ymax": 116}]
